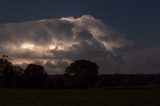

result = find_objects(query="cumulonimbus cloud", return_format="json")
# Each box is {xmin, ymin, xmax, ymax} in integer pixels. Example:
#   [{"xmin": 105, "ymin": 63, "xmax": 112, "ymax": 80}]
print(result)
[{"xmin": 0, "ymin": 15, "xmax": 128, "ymax": 74}]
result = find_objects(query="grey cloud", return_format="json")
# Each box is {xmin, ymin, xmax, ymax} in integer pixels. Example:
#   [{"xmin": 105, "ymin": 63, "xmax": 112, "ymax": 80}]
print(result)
[
  {"xmin": 0, "ymin": 15, "xmax": 128, "ymax": 74},
  {"xmin": 33, "ymin": 60, "xmax": 69, "ymax": 74},
  {"xmin": 45, "ymin": 60, "xmax": 69, "ymax": 74},
  {"xmin": 50, "ymin": 39, "xmax": 108, "ymax": 60}
]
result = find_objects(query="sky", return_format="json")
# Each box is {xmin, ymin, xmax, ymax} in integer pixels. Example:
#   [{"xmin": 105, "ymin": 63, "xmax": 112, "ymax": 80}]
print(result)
[{"xmin": 0, "ymin": 0, "xmax": 160, "ymax": 74}]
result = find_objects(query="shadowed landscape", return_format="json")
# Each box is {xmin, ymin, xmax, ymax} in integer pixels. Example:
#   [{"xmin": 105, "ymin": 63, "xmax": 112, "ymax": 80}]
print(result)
[
  {"xmin": 0, "ymin": 55, "xmax": 160, "ymax": 106},
  {"xmin": 1, "ymin": 55, "xmax": 160, "ymax": 89},
  {"xmin": 0, "ymin": 0, "xmax": 160, "ymax": 106}
]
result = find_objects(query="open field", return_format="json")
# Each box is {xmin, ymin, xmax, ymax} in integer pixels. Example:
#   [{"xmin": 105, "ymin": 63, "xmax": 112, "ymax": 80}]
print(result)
[{"xmin": 0, "ymin": 88, "xmax": 160, "ymax": 106}]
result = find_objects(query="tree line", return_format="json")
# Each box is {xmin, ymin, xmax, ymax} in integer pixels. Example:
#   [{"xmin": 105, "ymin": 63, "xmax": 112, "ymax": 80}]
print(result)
[
  {"xmin": 1, "ymin": 55, "xmax": 160, "ymax": 89},
  {"xmin": 0, "ymin": 55, "xmax": 99, "ymax": 88}
]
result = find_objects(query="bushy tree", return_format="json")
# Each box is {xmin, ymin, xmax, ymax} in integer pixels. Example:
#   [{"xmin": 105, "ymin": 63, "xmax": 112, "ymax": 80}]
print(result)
[
  {"xmin": 22, "ymin": 64, "xmax": 48, "ymax": 88},
  {"xmin": 65, "ymin": 60, "xmax": 99, "ymax": 88},
  {"xmin": 13, "ymin": 66, "xmax": 24, "ymax": 87},
  {"xmin": 0, "ymin": 55, "xmax": 18, "ymax": 87}
]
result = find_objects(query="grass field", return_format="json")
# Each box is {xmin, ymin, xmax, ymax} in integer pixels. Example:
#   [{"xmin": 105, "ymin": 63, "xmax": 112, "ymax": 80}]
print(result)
[{"xmin": 0, "ymin": 88, "xmax": 160, "ymax": 106}]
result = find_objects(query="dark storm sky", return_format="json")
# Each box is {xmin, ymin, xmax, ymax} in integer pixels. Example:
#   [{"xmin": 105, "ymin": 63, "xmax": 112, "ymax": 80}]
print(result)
[{"xmin": 0, "ymin": 0, "xmax": 160, "ymax": 48}]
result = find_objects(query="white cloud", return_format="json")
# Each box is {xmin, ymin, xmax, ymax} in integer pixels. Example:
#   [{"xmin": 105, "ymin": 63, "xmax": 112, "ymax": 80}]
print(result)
[{"xmin": 0, "ymin": 15, "xmax": 127, "ymax": 74}]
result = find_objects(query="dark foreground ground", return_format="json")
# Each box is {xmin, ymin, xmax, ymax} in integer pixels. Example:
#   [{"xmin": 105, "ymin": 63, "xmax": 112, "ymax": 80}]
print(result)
[{"xmin": 0, "ymin": 88, "xmax": 160, "ymax": 106}]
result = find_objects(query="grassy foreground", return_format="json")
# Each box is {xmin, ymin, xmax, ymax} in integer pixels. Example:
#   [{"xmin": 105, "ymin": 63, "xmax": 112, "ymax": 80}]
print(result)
[{"xmin": 0, "ymin": 88, "xmax": 160, "ymax": 106}]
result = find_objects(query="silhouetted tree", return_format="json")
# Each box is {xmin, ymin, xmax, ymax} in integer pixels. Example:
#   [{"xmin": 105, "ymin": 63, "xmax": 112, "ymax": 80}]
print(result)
[
  {"xmin": 13, "ymin": 66, "xmax": 24, "ymax": 87},
  {"xmin": 0, "ymin": 55, "xmax": 18, "ymax": 87},
  {"xmin": 22, "ymin": 64, "xmax": 48, "ymax": 88},
  {"xmin": 65, "ymin": 60, "xmax": 99, "ymax": 88}
]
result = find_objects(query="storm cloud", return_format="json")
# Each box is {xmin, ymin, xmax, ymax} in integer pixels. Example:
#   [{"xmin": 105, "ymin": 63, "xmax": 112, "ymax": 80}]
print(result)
[{"xmin": 0, "ymin": 15, "xmax": 127, "ymax": 74}]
